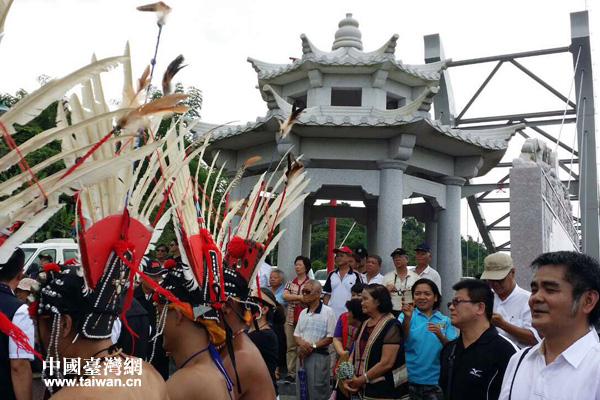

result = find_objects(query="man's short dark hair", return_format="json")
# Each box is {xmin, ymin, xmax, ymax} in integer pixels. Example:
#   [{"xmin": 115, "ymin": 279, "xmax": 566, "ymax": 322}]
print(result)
[
  {"xmin": 452, "ymin": 279, "xmax": 494, "ymax": 321},
  {"xmin": 351, "ymin": 282, "xmax": 364, "ymax": 295},
  {"xmin": 363, "ymin": 284, "xmax": 393, "ymax": 314},
  {"xmin": 0, "ymin": 248, "xmax": 25, "ymax": 282},
  {"xmin": 531, "ymin": 251, "xmax": 600, "ymax": 326},
  {"xmin": 295, "ymin": 255, "xmax": 311, "ymax": 273},
  {"xmin": 155, "ymin": 244, "xmax": 168, "ymax": 252},
  {"xmin": 351, "ymin": 254, "xmax": 362, "ymax": 263},
  {"xmin": 367, "ymin": 254, "xmax": 382, "ymax": 267}
]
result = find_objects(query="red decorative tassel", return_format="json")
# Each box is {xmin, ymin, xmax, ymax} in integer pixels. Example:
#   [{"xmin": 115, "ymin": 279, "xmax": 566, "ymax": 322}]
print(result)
[
  {"xmin": 43, "ymin": 263, "xmax": 60, "ymax": 273},
  {"xmin": 227, "ymin": 236, "xmax": 247, "ymax": 259},
  {"xmin": 27, "ymin": 301, "xmax": 38, "ymax": 317},
  {"xmin": 164, "ymin": 259, "xmax": 177, "ymax": 269},
  {"xmin": 0, "ymin": 310, "xmax": 42, "ymax": 360}
]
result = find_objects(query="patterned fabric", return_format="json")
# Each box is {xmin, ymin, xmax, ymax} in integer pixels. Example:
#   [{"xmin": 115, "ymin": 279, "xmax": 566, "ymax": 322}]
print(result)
[
  {"xmin": 284, "ymin": 276, "xmax": 309, "ymax": 326},
  {"xmin": 293, "ymin": 302, "xmax": 337, "ymax": 345}
]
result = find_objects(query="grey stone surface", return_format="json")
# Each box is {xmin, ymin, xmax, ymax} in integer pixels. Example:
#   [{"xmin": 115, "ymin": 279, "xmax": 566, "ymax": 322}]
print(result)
[
  {"xmin": 426, "ymin": 219, "xmax": 438, "ymax": 268},
  {"xmin": 437, "ymin": 178, "xmax": 465, "ymax": 302},
  {"xmin": 376, "ymin": 161, "xmax": 407, "ymax": 273},
  {"xmin": 277, "ymin": 199, "xmax": 305, "ymax": 280},
  {"xmin": 510, "ymin": 167, "xmax": 545, "ymax": 289}
]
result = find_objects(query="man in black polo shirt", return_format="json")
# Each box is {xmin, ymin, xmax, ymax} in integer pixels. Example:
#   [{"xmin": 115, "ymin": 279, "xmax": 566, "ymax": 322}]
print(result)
[
  {"xmin": 0, "ymin": 249, "xmax": 34, "ymax": 400},
  {"xmin": 439, "ymin": 279, "xmax": 517, "ymax": 400}
]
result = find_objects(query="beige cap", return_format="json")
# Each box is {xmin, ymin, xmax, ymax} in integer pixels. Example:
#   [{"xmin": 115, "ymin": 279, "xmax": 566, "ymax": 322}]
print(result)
[
  {"xmin": 17, "ymin": 277, "xmax": 36, "ymax": 291},
  {"xmin": 480, "ymin": 253, "xmax": 514, "ymax": 280}
]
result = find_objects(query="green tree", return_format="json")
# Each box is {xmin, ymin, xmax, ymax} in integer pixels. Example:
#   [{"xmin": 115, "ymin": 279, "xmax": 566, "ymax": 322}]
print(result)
[{"xmin": 462, "ymin": 236, "xmax": 488, "ymax": 277}]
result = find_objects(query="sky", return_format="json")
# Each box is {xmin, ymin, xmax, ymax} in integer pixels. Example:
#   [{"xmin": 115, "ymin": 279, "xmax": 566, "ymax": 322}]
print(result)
[{"xmin": 0, "ymin": 0, "xmax": 597, "ymax": 255}]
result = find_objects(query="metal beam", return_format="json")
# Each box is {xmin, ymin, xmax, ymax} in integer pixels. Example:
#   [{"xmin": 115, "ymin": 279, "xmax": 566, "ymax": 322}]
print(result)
[
  {"xmin": 467, "ymin": 195, "xmax": 496, "ymax": 253},
  {"xmin": 456, "ymin": 61, "xmax": 503, "ymax": 122},
  {"xmin": 527, "ymin": 125, "xmax": 579, "ymax": 157},
  {"xmin": 477, "ymin": 173, "xmax": 510, "ymax": 201},
  {"xmin": 509, "ymin": 60, "xmax": 576, "ymax": 109},
  {"xmin": 497, "ymin": 159, "xmax": 579, "ymax": 168},
  {"xmin": 496, "ymin": 241, "xmax": 511, "ymax": 251},
  {"xmin": 459, "ymin": 109, "xmax": 575, "ymax": 125},
  {"xmin": 478, "ymin": 198, "xmax": 510, "ymax": 203},
  {"xmin": 448, "ymin": 46, "xmax": 570, "ymax": 67},
  {"xmin": 489, "ymin": 226, "xmax": 510, "ymax": 231},
  {"xmin": 488, "ymin": 212, "xmax": 510, "ymax": 229},
  {"xmin": 572, "ymin": 11, "xmax": 599, "ymax": 259},
  {"xmin": 460, "ymin": 117, "xmax": 576, "ymax": 130}
]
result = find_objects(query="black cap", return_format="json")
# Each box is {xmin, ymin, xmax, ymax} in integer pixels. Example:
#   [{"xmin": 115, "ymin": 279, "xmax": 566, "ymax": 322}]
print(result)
[
  {"xmin": 390, "ymin": 248, "xmax": 407, "ymax": 257},
  {"xmin": 415, "ymin": 243, "xmax": 431, "ymax": 253},
  {"xmin": 144, "ymin": 259, "xmax": 163, "ymax": 276},
  {"xmin": 39, "ymin": 253, "xmax": 53, "ymax": 262},
  {"xmin": 354, "ymin": 247, "xmax": 368, "ymax": 258}
]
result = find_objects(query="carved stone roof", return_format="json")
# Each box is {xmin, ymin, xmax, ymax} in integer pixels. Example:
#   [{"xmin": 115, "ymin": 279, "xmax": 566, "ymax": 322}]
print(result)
[
  {"xmin": 191, "ymin": 109, "xmax": 522, "ymax": 152},
  {"xmin": 247, "ymin": 14, "xmax": 450, "ymax": 83}
]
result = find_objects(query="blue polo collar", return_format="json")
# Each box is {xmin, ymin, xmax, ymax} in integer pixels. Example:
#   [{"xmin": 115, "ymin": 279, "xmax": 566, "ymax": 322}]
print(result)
[
  {"xmin": 414, "ymin": 308, "xmax": 443, "ymax": 321},
  {"xmin": 308, "ymin": 301, "xmax": 324, "ymax": 314}
]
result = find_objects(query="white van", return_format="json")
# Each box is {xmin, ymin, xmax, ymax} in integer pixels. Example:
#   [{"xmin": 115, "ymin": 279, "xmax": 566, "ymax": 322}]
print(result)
[{"xmin": 19, "ymin": 239, "xmax": 79, "ymax": 273}]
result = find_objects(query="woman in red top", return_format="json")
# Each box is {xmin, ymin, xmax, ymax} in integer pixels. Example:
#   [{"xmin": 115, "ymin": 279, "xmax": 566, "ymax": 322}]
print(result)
[
  {"xmin": 332, "ymin": 284, "xmax": 367, "ymax": 400},
  {"xmin": 281, "ymin": 255, "xmax": 311, "ymax": 384}
]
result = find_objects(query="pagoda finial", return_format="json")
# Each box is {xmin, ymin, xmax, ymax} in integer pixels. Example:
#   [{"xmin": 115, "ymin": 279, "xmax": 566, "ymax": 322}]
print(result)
[{"xmin": 332, "ymin": 13, "xmax": 363, "ymax": 51}]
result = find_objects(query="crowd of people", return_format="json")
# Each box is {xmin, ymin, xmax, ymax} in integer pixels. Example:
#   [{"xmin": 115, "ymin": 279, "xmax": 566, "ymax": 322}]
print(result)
[
  {"xmin": 251, "ymin": 244, "xmax": 600, "ymax": 400},
  {"xmin": 1, "ymin": 240, "xmax": 600, "ymax": 400}
]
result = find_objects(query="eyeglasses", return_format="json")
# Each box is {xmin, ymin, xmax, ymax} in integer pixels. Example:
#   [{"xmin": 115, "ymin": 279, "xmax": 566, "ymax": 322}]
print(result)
[
  {"xmin": 156, "ymin": 249, "xmax": 167, "ymax": 252},
  {"xmin": 447, "ymin": 299, "xmax": 478, "ymax": 308},
  {"xmin": 301, "ymin": 289, "xmax": 312, "ymax": 295}
]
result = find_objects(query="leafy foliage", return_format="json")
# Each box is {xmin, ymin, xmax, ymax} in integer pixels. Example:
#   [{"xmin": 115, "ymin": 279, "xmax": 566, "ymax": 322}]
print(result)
[
  {"xmin": 462, "ymin": 236, "xmax": 488, "ymax": 278},
  {"xmin": 309, "ymin": 205, "xmax": 428, "ymax": 270}
]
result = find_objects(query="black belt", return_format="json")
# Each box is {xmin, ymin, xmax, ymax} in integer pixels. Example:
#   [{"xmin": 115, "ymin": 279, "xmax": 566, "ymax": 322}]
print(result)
[{"xmin": 313, "ymin": 348, "xmax": 329, "ymax": 356}]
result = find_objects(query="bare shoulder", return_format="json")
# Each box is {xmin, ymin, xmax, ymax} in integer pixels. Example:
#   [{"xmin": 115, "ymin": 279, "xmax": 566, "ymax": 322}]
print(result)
[
  {"xmin": 51, "ymin": 359, "xmax": 169, "ymax": 400},
  {"xmin": 234, "ymin": 336, "xmax": 276, "ymax": 400},
  {"xmin": 167, "ymin": 363, "xmax": 230, "ymax": 400}
]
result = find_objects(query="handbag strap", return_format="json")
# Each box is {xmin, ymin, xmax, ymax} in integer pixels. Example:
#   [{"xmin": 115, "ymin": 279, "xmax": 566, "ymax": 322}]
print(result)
[
  {"xmin": 508, "ymin": 347, "xmax": 532, "ymax": 400},
  {"xmin": 445, "ymin": 342, "xmax": 458, "ymax": 400}
]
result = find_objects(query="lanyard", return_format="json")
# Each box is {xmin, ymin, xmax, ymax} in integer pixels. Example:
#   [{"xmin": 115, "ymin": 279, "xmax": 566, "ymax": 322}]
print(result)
[{"xmin": 393, "ymin": 273, "xmax": 409, "ymax": 292}]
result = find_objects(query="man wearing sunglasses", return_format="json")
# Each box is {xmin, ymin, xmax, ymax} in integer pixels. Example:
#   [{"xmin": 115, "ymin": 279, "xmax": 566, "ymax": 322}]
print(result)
[
  {"xmin": 439, "ymin": 279, "xmax": 517, "ymax": 400},
  {"xmin": 294, "ymin": 280, "xmax": 337, "ymax": 400},
  {"xmin": 481, "ymin": 253, "xmax": 539, "ymax": 349},
  {"xmin": 154, "ymin": 243, "xmax": 168, "ymax": 267}
]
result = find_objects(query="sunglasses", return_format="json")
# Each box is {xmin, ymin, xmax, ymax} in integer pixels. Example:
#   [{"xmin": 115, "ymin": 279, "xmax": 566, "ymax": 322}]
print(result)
[
  {"xmin": 156, "ymin": 249, "xmax": 167, "ymax": 252},
  {"xmin": 301, "ymin": 289, "xmax": 312, "ymax": 295},
  {"xmin": 447, "ymin": 299, "xmax": 478, "ymax": 308}
]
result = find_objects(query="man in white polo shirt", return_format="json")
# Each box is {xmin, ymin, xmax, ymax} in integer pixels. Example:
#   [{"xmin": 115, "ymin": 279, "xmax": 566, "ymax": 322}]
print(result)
[
  {"xmin": 295, "ymin": 280, "xmax": 337, "ymax": 400},
  {"xmin": 362, "ymin": 254, "xmax": 385, "ymax": 285},
  {"xmin": 323, "ymin": 246, "xmax": 362, "ymax": 318},
  {"xmin": 384, "ymin": 248, "xmax": 420, "ymax": 315},
  {"xmin": 411, "ymin": 243, "xmax": 442, "ymax": 295},
  {"xmin": 481, "ymin": 253, "xmax": 539, "ymax": 349},
  {"xmin": 499, "ymin": 251, "xmax": 600, "ymax": 400}
]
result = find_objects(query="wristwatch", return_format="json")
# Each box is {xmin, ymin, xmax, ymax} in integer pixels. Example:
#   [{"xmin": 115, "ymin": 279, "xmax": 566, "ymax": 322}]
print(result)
[{"xmin": 312, "ymin": 343, "xmax": 317, "ymax": 349}]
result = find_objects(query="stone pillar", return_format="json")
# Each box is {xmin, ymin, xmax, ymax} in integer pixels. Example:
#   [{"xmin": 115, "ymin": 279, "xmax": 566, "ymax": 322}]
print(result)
[
  {"xmin": 425, "ymin": 218, "xmax": 438, "ymax": 269},
  {"xmin": 375, "ymin": 160, "xmax": 407, "ymax": 274},
  {"xmin": 365, "ymin": 201, "xmax": 378, "ymax": 254},
  {"xmin": 302, "ymin": 201, "xmax": 312, "ymax": 257},
  {"xmin": 277, "ymin": 199, "xmax": 304, "ymax": 281},
  {"xmin": 437, "ymin": 177, "xmax": 465, "ymax": 302},
  {"xmin": 225, "ymin": 171, "xmax": 242, "ymax": 232}
]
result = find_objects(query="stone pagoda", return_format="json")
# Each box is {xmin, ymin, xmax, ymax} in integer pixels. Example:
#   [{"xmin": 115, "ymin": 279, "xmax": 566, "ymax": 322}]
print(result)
[{"xmin": 192, "ymin": 13, "xmax": 522, "ymax": 296}]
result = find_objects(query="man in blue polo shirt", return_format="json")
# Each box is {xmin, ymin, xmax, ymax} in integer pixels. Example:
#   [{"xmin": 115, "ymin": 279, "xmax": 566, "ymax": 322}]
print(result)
[{"xmin": 400, "ymin": 278, "xmax": 457, "ymax": 400}]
